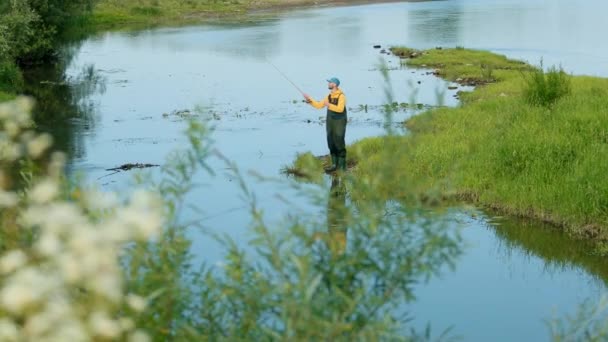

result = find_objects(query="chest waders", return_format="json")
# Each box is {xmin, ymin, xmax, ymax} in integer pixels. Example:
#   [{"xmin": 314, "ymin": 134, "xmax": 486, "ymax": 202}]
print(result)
[{"xmin": 325, "ymin": 93, "xmax": 347, "ymax": 172}]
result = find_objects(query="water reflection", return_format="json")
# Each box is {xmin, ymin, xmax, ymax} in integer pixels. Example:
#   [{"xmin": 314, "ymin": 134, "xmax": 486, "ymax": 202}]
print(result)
[
  {"xmin": 23, "ymin": 60, "xmax": 106, "ymax": 165},
  {"xmin": 490, "ymin": 215, "xmax": 608, "ymax": 287},
  {"xmin": 109, "ymin": 18, "xmax": 285, "ymax": 62},
  {"xmin": 407, "ymin": 4, "xmax": 462, "ymax": 44},
  {"xmin": 326, "ymin": 175, "xmax": 348, "ymax": 256}
]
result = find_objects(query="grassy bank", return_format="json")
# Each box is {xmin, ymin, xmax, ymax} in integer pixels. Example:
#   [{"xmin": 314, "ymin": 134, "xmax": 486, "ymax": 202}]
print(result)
[
  {"xmin": 291, "ymin": 47, "xmax": 608, "ymax": 252},
  {"xmin": 88, "ymin": 0, "xmax": 403, "ymax": 29},
  {"xmin": 89, "ymin": 0, "xmax": 248, "ymax": 28}
]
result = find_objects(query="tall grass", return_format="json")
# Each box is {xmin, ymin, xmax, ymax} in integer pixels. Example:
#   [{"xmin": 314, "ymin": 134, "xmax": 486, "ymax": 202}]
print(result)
[{"xmin": 523, "ymin": 61, "xmax": 572, "ymax": 108}]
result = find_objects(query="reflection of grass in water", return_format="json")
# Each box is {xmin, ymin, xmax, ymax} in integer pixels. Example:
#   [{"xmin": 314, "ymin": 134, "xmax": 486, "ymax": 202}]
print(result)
[
  {"xmin": 549, "ymin": 296, "xmax": 608, "ymax": 341},
  {"xmin": 488, "ymin": 214, "xmax": 608, "ymax": 287}
]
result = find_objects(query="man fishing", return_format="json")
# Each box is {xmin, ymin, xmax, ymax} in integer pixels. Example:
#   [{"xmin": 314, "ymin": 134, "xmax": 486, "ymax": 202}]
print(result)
[{"xmin": 304, "ymin": 77, "xmax": 348, "ymax": 173}]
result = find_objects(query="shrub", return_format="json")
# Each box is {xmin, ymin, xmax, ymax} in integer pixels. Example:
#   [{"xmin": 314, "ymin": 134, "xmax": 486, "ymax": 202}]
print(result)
[
  {"xmin": 0, "ymin": 60, "xmax": 24, "ymax": 93},
  {"xmin": 523, "ymin": 61, "xmax": 571, "ymax": 108}
]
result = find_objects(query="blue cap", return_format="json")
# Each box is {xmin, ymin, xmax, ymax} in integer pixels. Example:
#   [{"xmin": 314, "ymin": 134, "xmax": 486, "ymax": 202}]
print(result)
[{"xmin": 326, "ymin": 77, "xmax": 340, "ymax": 86}]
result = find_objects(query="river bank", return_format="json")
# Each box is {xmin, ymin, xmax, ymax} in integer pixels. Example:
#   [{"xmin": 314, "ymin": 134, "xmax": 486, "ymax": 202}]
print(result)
[
  {"xmin": 88, "ymin": 0, "xmax": 412, "ymax": 30},
  {"xmin": 291, "ymin": 46, "xmax": 608, "ymax": 254}
]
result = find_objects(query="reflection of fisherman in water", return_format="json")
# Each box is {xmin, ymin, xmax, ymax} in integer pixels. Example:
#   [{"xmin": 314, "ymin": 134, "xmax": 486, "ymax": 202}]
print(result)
[{"xmin": 326, "ymin": 175, "xmax": 348, "ymax": 256}]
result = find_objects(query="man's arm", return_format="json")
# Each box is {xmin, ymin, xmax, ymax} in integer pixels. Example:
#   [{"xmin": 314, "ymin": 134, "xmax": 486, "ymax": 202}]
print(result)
[{"xmin": 304, "ymin": 93, "xmax": 327, "ymax": 109}]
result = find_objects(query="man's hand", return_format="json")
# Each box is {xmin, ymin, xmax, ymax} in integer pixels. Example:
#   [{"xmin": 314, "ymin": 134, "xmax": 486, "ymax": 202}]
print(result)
[
  {"xmin": 303, "ymin": 93, "xmax": 312, "ymax": 103},
  {"xmin": 323, "ymin": 99, "xmax": 329, "ymax": 107}
]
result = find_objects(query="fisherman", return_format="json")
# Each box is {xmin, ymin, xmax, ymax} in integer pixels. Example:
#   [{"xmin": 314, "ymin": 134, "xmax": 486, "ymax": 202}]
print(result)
[{"xmin": 304, "ymin": 77, "xmax": 347, "ymax": 172}]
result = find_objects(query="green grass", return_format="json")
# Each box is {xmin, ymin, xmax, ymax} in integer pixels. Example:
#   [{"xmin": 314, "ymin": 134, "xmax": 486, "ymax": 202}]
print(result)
[
  {"xmin": 291, "ymin": 47, "xmax": 608, "ymax": 251},
  {"xmin": 392, "ymin": 47, "xmax": 534, "ymax": 92},
  {"xmin": 86, "ymin": 0, "xmax": 249, "ymax": 29},
  {"xmin": 85, "ymin": 0, "xmax": 353, "ymax": 30}
]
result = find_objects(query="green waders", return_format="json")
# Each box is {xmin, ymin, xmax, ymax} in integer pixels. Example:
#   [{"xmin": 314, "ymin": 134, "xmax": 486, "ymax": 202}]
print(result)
[{"xmin": 325, "ymin": 94, "xmax": 347, "ymax": 173}]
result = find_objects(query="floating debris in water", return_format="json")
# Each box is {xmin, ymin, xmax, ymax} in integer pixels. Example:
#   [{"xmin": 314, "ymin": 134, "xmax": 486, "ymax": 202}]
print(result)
[
  {"xmin": 98, "ymin": 163, "xmax": 160, "ymax": 180},
  {"xmin": 162, "ymin": 109, "xmax": 195, "ymax": 118},
  {"xmin": 106, "ymin": 163, "xmax": 159, "ymax": 172}
]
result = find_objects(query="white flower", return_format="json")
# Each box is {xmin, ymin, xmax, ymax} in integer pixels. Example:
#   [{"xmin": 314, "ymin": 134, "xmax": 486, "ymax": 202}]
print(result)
[
  {"xmin": 83, "ymin": 189, "xmax": 118, "ymax": 211},
  {"xmin": 21, "ymin": 205, "xmax": 49, "ymax": 228},
  {"xmin": 89, "ymin": 272, "xmax": 122, "ymax": 303},
  {"xmin": 27, "ymin": 133, "xmax": 53, "ymax": 159},
  {"xmin": 0, "ymin": 189, "xmax": 18, "ymax": 208},
  {"xmin": 22, "ymin": 203, "xmax": 85, "ymax": 235},
  {"xmin": 45, "ymin": 296, "xmax": 72, "ymax": 319},
  {"xmin": 0, "ymin": 250, "xmax": 28, "ymax": 274},
  {"xmin": 116, "ymin": 207, "xmax": 161, "ymax": 239},
  {"xmin": 4, "ymin": 121, "xmax": 20, "ymax": 138},
  {"xmin": 0, "ymin": 142, "xmax": 21, "ymax": 161},
  {"xmin": 1, "ymin": 282, "xmax": 35, "ymax": 314},
  {"xmin": 67, "ymin": 230, "xmax": 97, "ymax": 257},
  {"xmin": 119, "ymin": 317, "xmax": 135, "ymax": 331},
  {"xmin": 130, "ymin": 189, "xmax": 159, "ymax": 208},
  {"xmin": 1, "ymin": 268, "xmax": 56, "ymax": 314},
  {"xmin": 102, "ymin": 220, "xmax": 131, "ymax": 242},
  {"xmin": 24, "ymin": 312, "xmax": 55, "ymax": 337},
  {"xmin": 45, "ymin": 204, "xmax": 87, "ymax": 234},
  {"xmin": 129, "ymin": 330, "xmax": 151, "ymax": 342},
  {"xmin": 0, "ymin": 318, "xmax": 19, "ymax": 342},
  {"xmin": 50, "ymin": 320, "xmax": 87, "ymax": 342},
  {"xmin": 88, "ymin": 311, "xmax": 121, "ymax": 339},
  {"xmin": 36, "ymin": 233, "xmax": 62, "ymax": 256},
  {"xmin": 126, "ymin": 294, "xmax": 147, "ymax": 312},
  {"xmin": 57, "ymin": 253, "xmax": 82, "ymax": 283},
  {"xmin": 29, "ymin": 180, "xmax": 59, "ymax": 204}
]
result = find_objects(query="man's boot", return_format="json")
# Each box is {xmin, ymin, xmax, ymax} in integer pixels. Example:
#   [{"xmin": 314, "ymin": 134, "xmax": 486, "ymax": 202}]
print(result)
[
  {"xmin": 324, "ymin": 154, "xmax": 338, "ymax": 173},
  {"xmin": 337, "ymin": 156, "xmax": 346, "ymax": 171}
]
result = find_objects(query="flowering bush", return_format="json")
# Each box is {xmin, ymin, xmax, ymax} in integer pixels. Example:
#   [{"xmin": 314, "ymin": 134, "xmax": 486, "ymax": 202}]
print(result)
[{"xmin": 0, "ymin": 98, "xmax": 159, "ymax": 341}]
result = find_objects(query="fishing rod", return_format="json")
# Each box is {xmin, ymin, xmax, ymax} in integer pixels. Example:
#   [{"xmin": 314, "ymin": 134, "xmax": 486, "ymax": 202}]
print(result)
[{"xmin": 265, "ymin": 59, "xmax": 306, "ymax": 96}]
